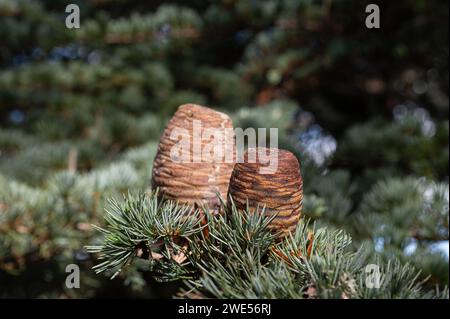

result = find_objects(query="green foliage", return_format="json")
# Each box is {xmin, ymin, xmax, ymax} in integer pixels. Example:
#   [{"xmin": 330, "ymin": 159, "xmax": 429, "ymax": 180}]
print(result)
[
  {"xmin": 335, "ymin": 116, "xmax": 449, "ymax": 180},
  {"xmin": 0, "ymin": 143, "xmax": 157, "ymax": 297},
  {"xmin": 88, "ymin": 191, "xmax": 447, "ymax": 299},
  {"xmin": 87, "ymin": 191, "xmax": 203, "ymax": 279},
  {"xmin": 0, "ymin": 0, "xmax": 448, "ymax": 298},
  {"xmin": 357, "ymin": 178, "xmax": 448, "ymax": 243}
]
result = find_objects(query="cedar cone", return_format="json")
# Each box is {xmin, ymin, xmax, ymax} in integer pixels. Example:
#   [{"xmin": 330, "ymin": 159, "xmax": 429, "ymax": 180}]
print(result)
[
  {"xmin": 227, "ymin": 147, "xmax": 303, "ymax": 237},
  {"xmin": 151, "ymin": 103, "xmax": 235, "ymax": 212}
]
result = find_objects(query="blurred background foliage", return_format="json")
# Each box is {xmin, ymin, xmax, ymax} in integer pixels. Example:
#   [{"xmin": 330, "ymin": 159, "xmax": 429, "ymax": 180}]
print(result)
[{"xmin": 0, "ymin": 0, "xmax": 448, "ymax": 298}]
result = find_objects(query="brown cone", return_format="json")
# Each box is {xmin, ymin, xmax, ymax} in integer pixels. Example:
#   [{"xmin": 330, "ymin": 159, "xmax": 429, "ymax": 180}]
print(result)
[
  {"xmin": 227, "ymin": 147, "xmax": 303, "ymax": 237},
  {"xmin": 151, "ymin": 103, "xmax": 235, "ymax": 212}
]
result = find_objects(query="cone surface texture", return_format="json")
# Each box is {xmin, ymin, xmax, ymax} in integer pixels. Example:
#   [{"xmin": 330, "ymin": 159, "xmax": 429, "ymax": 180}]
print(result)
[
  {"xmin": 152, "ymin": 103, "xmax": 235, "ymax": 212},
  {"xmin": 227, "ymin": 148, "xmax": 303, "ymax": 236}
]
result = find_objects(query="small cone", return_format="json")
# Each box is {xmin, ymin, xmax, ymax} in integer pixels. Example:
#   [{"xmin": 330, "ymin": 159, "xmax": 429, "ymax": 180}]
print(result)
[
  {"xmin": 227, "ymin": 147, "xmax": 303, "ymax": 237},
  {"xmin": 151, "ymin": 103, "xmax": 235, "ymax": 212}
]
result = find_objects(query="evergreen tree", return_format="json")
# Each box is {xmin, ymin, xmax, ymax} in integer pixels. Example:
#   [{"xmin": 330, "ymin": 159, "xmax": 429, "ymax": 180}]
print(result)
[{"xmin": 0, "ymin": 0, "xmax": 448, "ymax": 298}]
